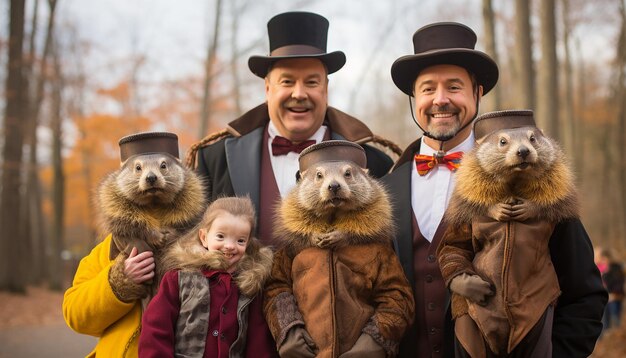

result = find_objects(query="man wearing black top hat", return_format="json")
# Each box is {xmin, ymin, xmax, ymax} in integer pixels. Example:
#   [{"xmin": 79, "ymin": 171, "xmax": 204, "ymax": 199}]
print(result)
[
  {"xmin": 383, "ymin": 22, "xmax": 606, "ymax": 357},
  {"xmin": 188, "ymin": 11, "xmax": 396, "ymax": 249}
]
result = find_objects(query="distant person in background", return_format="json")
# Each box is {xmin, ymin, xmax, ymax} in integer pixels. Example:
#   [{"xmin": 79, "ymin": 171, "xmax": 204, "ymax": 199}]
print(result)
[
  {"xmin": 185, "ymin": 11, "xmax": 398, "ymax": 249},
  {"xmin": 597, "ymin": 248, "xmax": 625, "ymax": 331}
]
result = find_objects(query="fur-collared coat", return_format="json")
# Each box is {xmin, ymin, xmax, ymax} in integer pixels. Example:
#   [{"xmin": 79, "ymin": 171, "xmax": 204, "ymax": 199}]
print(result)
[
  {"xmin": 437, "ymin": 145, "xmax": 580, "ymax": 355},
  {"xmin": 195, "ymin": 103, "xmax": 394, "ymax": 211},
  {"xmin": 139, "ymin": 234, "xmax": 276, "ymax": 358},
  {"xmin": 264, "ymin": 182, "xmax": 415, "ymax": 358}
]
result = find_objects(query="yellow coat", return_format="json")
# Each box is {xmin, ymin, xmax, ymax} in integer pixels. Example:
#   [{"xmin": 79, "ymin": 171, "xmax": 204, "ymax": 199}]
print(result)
[{"xmin": 63, "ymin": 234, "xmax": 142, "ymax": 357}]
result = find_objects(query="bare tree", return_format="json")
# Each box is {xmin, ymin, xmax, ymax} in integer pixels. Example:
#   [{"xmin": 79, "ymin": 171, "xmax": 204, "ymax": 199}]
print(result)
[
  {"xmin": 514, "ymin": 0, "xmax": 535, "ymax": 110},
  {"xmin": 537, "ymin": 0, "xmax": 560, "ymax": 139},
  {"xmin": 229, "ymin": 0, "xmax": 249, "ymax": 116},
  {"xmin": 482, "ymin": 0, "xmax": 501, "ymax": 111},
  {"xmin": 559, "ymin": 0, "xmax": 576, "ymax": 156},
  {"xmin": 1, "ymin": 0, "xmax": 27, "ymax": 293},
  {"xmin": 48, "ymin": 35, "xmax": 65, "ymax": 291},
  {"xmin": 199, "ymin": 0, "xmax": 223, "ymax": 139},
  {"xmin": 24, "ymin": 0, "xmax": 58, "ymax": 284},
  {"xmin": 615, "ymin": 0, "xmax": 626, "ymax": 245}
]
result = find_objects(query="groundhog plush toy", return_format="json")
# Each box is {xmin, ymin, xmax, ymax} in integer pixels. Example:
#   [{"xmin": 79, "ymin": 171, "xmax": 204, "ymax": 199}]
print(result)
[
  {"xmin": 264, "ymin": 140, "xmax": 415, "ymax": 358},
  {"xmin": 437, "ymin": 110, "xmax": 579, "ymax": 357},
  {"xmin": 97, "ymin": 131, "xmax": 205, "ymax": 304}
]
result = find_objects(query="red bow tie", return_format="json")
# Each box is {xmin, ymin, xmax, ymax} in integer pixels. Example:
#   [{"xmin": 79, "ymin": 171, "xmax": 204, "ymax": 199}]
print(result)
[
  {"xmin": 414, "ymin": 151, "xmax": 463, "ymax": 176},
  {"xmin": 271, "ymin": 136, "xmax": 315, "ymax": 156}
]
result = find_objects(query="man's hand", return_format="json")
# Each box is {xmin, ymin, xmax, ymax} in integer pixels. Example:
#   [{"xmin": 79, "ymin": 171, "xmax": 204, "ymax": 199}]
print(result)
[
  {"xmin": 449, "ymin": 273, "xmax": 494, "ymax": 306},
  {"xmin": 124, "ymin": 247, "xmax": 155, "ymax": 285}
]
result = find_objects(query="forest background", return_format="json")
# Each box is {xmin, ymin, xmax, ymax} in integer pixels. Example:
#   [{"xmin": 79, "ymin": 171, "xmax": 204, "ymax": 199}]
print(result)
[{"xmin": 0, "ymin": 0, "xmax": 625, "ymax": 304}]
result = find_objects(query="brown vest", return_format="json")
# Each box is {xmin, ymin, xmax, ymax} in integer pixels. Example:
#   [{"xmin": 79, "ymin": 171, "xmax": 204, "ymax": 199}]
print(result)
[
  {"xmin": 258, "ymin": 128, "xmax": 282, "ymax": 249},
  {"xmin": 412, "ymin": 213, "xmax": 448, "ymax": 358}
]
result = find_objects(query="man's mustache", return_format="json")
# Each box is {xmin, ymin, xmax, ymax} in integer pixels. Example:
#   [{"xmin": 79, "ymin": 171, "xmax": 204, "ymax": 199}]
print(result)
[{"xmin": 283, "ymin": 99, "xmax": 314, "ymax": 110}]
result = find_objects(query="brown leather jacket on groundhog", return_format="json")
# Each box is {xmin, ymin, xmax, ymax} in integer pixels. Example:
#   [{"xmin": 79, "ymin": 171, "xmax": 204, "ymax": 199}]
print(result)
[
  {"xmin": 437, "ymin": 126, "xmax": 579, "ymax": 354},
  {"xmin": 264, "ymin": 160, "xmax": 415, "ymax": 358}
]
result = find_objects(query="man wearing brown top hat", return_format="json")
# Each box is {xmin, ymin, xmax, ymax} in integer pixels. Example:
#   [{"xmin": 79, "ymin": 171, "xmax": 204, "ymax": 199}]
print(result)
[
  {"xmin": 187, "ymin": 11, "xmax": 398, "ymax": 249},
  {"xmin": 383, "ymin": 22, "xmax": 606, "ymax": 358}
]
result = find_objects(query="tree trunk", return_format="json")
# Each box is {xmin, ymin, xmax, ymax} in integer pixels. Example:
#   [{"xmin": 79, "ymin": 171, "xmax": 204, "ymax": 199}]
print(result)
[
  {"xmin": 537, "ymin": 0, "xmax": 560, "ymax": 139},
  {"xmin": 229, "ymin": 0, "xmax": 246, "ymax": 117},
  {"xmin": 48, "ymin": 38, "xmax": 65, "ymax": 291},
  {"xmin": 199, "ymin": 0, "xmax": 223, "ymax": 139},
  {"xmin": 482, "ymin": 0, "xmax": 501, "ymax": 111},
  {"xmin": 616, "ymin": 0, "xmax": 626, "ymax": 248},
  {"xmin": 514, "ymin": 0, "xmax": 535, "ymax": 110},
  {"xmin": 559, "ymin": 0, "xmax": 575, "ymax": 158},
  {"xmin": 575, "ymin": 39, "xmax": 586, "ymax": 177},
  {"xmin": 24, "ymin": 0, "xmax": 57, "ymax": 284},
  {"xmin": 1, "ymin": 0, "xmax": 27, "ymax": 293}
]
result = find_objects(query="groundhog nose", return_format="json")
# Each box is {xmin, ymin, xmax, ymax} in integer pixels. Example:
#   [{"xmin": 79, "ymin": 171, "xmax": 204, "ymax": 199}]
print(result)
[
  {"xmin": 328, "ymin": 182, "xmax": 341, "ymax": 194},
  {"xmin": 146, "ymin": 173, "xmax": 158, "ymax": 185},
  {"xmin": 517, "ymin": 147, "xmax": 530, "ymax": 159}
]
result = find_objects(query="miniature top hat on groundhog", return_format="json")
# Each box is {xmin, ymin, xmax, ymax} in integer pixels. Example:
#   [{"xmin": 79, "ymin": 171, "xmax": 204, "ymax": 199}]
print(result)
[
  {"xmin": 473, "ymin": 110, "xmax": 537, "ymax": 142},
  {"xmin": 298, "ymin": 140, "xmax": 366, "ymax": 173},
  {"xmin": 390, "ymin": 22, "xmax": 499, "ymax": 96},
  {"xmin": 247, "ymin": 11, "xmax": 346, "ymax": 78},
  {"xmin": 118, "ymin": 131, "xmax": 179, "ymax": 163}
]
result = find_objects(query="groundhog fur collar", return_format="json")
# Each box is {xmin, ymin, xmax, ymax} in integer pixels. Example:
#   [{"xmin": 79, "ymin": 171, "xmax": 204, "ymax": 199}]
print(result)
[
  {"xmin": 446, "ymin": 129, "xmax": 579, "ymax": 226},
  {"xmin": 96, "ymin": 160, "xmax": 206, "ymax": 252},
  {"xmin": 161, "ymin": 232, "xmax": 273, "ymax": 297},
  {"xmin": 274, "ymin": 162, "xmax": 394, "ymax": 256}
]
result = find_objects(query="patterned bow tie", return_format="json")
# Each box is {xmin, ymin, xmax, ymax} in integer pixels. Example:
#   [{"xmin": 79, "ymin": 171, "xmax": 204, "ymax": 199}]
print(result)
[
  {"xmin": 414, "ymin": 151, "xmax": 463, "ymax": 176},
  {"xmin": 271, "ymin": 136, "xmax": 315, "ymax": 156}
]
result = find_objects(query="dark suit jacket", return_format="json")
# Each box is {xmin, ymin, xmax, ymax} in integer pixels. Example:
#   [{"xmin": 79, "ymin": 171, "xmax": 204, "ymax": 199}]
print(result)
[
  {"xmin": 383, "ymin": 138, "xmax": 607, "ymax": 358},
  {"xmin": 196, "ymin": 103, "xmax": 393, "ymax": 215}
]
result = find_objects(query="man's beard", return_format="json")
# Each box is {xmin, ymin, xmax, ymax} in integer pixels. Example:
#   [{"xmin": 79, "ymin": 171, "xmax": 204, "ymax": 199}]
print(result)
[
  {"xmin": 425, "ymin": 105, "xmax": 461, "ymax": 139},
  {"xmin": 426, "ymin": 118, "xmax": 461, "ymax": 139}
]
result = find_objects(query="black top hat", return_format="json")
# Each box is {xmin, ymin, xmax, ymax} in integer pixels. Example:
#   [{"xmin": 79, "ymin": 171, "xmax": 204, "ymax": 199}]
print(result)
[
  {"xmin": 473, "ymin": 110, "xmax": 536, "ymax": 142},
  {"xmin": 298, "ymin": 140, "xmax": 366, "ymax": 173},
  {"xmin": 248, "ymin": 12, "xmax": 346, "ymax": 78},
  {"xmin": 391, "ymin": 22, "xmax": 499, "ymax": 96},
  {"xmin": 118, "ymin": 131, "xmax": 179, "ymax": 163}
]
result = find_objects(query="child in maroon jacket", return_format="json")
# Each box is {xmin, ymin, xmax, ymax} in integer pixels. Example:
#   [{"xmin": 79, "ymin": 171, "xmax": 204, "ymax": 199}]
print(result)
[{"xmin": 139, "ymin": 196, "xmax": 277, "ymax": 357}]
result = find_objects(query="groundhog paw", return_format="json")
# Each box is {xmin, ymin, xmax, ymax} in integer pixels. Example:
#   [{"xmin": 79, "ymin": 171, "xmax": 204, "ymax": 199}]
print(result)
[
  {"xmin": 510, "ymin": 199, "xmax": 539, "ymax": 222},
  {"xmin": 314, "ymin": 230, "xmax": 347, "ymax": 249},
  {"xmin": 487, "ymin": 203, "xmax": 514, "ymax": 222},
  {"xmin": 150, "ymin": 228, "xmax": 177, "ymax": 249}
]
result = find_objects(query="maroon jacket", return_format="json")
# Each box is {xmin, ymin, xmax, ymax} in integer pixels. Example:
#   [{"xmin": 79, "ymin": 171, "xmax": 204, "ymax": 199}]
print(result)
[{"xmin": 139, "ymin": 269, "xmax": 277, "ymax": 358}]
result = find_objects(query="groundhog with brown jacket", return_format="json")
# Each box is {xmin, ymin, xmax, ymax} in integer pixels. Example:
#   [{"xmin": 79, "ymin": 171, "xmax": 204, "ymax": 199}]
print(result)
[
  {"xmin": 264, "ymin": 140, "xmax": 415, "ymax": 358},
  {"xmin": 437, "ymin": 110, "xmax": 579, "ymax": 358}
]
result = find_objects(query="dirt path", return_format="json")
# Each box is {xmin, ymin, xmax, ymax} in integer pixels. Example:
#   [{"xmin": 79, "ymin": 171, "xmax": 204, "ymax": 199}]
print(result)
[
  {"xmin": 0, "ymin": 286, "xmax": 96, "ymax": 358},
  {"xmin": 0, "ymin": 286, "xmax": 624, "ymax": 357}
]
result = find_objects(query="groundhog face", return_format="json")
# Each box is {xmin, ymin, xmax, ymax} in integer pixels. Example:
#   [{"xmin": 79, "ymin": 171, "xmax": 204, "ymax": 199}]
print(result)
[
  {"xmin": 476, "ymin": 127, "xmax": 556, "ymax": 179},
  {"xmin": 116, "ymin": 154, "xmax": 185, "ymax": 206},
  {"xmin": 297, "ymin": 161, "xmax": 374, "ymax": 214}
]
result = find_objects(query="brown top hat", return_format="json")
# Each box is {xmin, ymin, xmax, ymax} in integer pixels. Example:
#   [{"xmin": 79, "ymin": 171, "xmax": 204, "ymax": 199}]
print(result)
[
  {"xmin": 118, "ymin": 131, "xmax": 179, "ymax": 163},
  {"xmin": 391, "ymin": 22, "xmax": 499, "ymax": 96},
  {"xmin": 298, "ymin": 140, "xmax": 366, "ymax": 173},
  {"xmin": 473, "ymin": 109, "xmax": 536, "ymax": 142},
  {"xmin": 248, "ymin": 11, "xmax": 346, "ymax": 78}
]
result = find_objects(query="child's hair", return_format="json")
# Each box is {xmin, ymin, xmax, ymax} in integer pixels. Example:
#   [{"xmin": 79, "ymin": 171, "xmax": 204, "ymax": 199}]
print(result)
[{"xmin": 201, "ymin": 196, "xmax": 259, "ymax": 254}]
